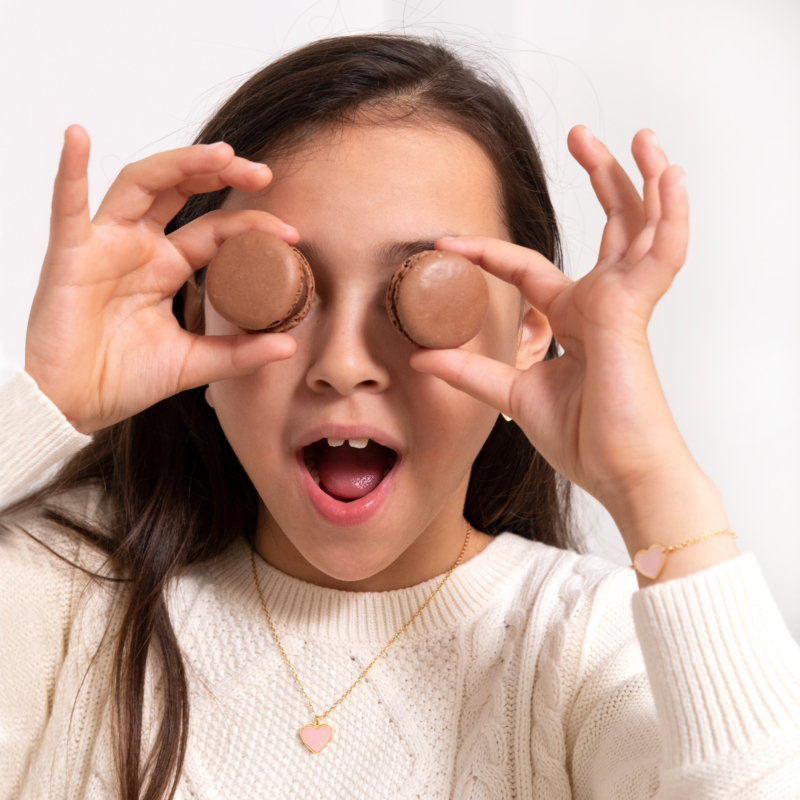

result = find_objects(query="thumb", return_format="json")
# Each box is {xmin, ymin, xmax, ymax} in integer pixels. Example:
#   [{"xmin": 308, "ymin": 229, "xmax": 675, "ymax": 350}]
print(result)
[
  {"xmin": 176, "ymin": 331, "xmax": 296, "ymax": 392},
  {"xmin": 409, "ymin": 348, "xmax": 517, "ymax": 417}
]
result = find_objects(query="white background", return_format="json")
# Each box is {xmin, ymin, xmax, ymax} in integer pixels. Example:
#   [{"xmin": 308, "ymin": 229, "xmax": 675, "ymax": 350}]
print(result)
[{"xmin": 1, "ymin": 0, "xmax": 798, "ymax": 638}]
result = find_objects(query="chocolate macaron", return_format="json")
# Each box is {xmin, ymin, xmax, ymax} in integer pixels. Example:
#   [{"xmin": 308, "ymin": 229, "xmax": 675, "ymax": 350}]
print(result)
[
  {"xmin": 205, "ymin": 230, "xmax": 314, "ymax": 333},
  {"xmin": 386, "ymin": 250, "xmax": 489, "ymax": 349}
]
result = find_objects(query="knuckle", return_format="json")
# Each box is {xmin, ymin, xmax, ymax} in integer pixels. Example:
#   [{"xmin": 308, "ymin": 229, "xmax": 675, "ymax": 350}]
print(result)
[
  {"xmin": 508, "ymin": 263, "xmax": 528, "ymax": 290},
  {"xmin": 116, "ymin": 163, "xmax": 134, "ymax": 181},
  {"xmin": 174, "ymin": 183, "xmax": 194, "ymax": 201}
]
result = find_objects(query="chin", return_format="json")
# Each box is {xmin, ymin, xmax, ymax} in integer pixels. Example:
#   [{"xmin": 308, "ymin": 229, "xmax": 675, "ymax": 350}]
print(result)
[{"xmin": 301, "ymin": 533, "xmax": 406, "ymax": 585}]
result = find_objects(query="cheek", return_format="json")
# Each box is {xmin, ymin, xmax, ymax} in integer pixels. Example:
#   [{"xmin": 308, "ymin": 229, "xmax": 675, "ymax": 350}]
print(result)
[
  {"xmin": 404, "ymin": 365, "xmax": 498, "ymax": 496},
  {"xmin": 206, "ymin": 358, "xmax": 304, "ymax": 464},
  {"xmin": 203, "ymin": 295, "xmax": 236, "ymax": 338},
  {"xmin": 202, "ymin": 295, "xmax": 305, "ymax": 458}
]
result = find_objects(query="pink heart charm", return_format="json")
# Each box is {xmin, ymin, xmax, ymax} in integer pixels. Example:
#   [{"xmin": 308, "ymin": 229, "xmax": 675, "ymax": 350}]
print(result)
[
  {"xmin": 300, "ymin": 723, "xmax": 333, "ymax": 753},
  {"xmin": 633, "ymin": 544, "xmax": 667, "ymax": 580}
]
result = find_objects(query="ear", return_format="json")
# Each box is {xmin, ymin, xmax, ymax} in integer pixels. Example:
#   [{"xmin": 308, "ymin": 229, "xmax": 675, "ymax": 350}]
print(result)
[
  {"xmin": 516, "ymin": 303, "xmax": 552, "ymax": 371},
  {"xmin": 182, "ymin": 274, "xmax": 205, "ymax": 335}
]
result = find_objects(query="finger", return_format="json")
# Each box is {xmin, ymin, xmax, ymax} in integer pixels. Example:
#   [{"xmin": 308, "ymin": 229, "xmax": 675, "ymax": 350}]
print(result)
[
  {"xmin": 409, "ymin": 347, "xmax": 518, "ymax": 416},
  {"xmin": 435, "ymin": 236, "xmax": 570, "ymax": 316},
  {"xmin": 49, "ymin": 125, "xmax": 92, "ymax": 249},
  {"xmin": 168, "ymin": 209, "xmax": 299, "ymax": 277},
  {"xmin": 628, "ymin": 166, "xmax": 688, "ymax": 302},
  {"xmin": 93, "ymin": 143, "xmax": 264, "ymax": 226},
  {"xmin": 567, "ymin": 126, "xmax": 646, "ymax": 262},
  {"xmin": 176, "ymin": 330, "xmax": 297, "ymax": 393},
  {"xmin": 143, "ymin": 157, "xmax": 272, "ymax": 229},
  {"xmin": 630, "ymin": 129, "xmax": 670, "ymax": 223}
]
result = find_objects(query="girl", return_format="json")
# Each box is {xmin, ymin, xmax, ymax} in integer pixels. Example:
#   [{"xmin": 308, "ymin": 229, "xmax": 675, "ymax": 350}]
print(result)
[{"xmin": 1, "ymin": 33, "xmax": 798, "ymax": 800}]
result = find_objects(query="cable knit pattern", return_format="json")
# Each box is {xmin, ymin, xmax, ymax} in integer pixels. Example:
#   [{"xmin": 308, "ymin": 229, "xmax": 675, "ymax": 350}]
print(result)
[
  {"xmin": 2, "ymin": 368, "xmax": 800, "ymax": 800},
  {"xmin": 530, "ymin": 558, "xmax": 592, "ymax": 798}
]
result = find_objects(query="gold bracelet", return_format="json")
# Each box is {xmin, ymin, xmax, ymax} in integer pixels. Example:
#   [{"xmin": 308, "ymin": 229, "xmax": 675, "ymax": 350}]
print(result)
[{"xmin": 631, "ymin": 529, "xmax": 737, "ymax": 580}]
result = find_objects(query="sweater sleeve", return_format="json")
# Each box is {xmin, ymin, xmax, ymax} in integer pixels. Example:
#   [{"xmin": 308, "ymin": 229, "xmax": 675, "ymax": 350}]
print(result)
[
  {"xmin": 0, "ymin": 370, "xmax": 91, "ymax": 505},
  {"xmin": 0, "ymin": 370, "xmax": 96, "ymax": 799},
  {"xmin": 631, "ymin": 553, "xmax": 800, "ymax": 798},
  {"xmin": 567, "ymin": 555, "xmax": 800, "ymax": 799}
]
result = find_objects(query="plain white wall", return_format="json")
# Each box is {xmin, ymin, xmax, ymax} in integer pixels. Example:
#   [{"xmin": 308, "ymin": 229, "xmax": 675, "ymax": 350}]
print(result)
[{"xmin": 1, "ymin": 0, "xmax": 798, "ymax": 638}]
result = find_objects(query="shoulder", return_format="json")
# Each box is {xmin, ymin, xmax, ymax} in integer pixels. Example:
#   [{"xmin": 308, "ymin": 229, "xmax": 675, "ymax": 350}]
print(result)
[
  {"xmin": 493, "ymin": 537, "xmax": 655, "ymax": 746},
  {"xmin": 483, "ymin": 533, "xmax": 641, "ymax": 681},
  {"xmin": 2, "ymin": 482, "xmax": 114, "ymax": 573},
  {"xmin": 487, "ymin": 531, "xmax": 636, "ymax": 622},
  {"xmin": 1, "ymin": 483, "xmax": 120, "ymax": 645}
]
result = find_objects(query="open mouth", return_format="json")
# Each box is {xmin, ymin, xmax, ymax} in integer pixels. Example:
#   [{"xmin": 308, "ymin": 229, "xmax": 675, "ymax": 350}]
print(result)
[{"xmin": 302, "ymin": 438, "xmax": 398, "ymax": 502}]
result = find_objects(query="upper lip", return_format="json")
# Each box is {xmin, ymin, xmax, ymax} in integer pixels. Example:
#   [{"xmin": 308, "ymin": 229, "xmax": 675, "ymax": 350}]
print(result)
[{"xmin": 294, "ymin": 423, "xmax": 405, "ymax": 455}]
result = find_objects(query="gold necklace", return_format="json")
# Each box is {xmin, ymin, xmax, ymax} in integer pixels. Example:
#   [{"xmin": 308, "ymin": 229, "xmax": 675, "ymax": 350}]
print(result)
[{"xmin": 250, "ymin": 523, "xmax": 471, "ymax": 753}]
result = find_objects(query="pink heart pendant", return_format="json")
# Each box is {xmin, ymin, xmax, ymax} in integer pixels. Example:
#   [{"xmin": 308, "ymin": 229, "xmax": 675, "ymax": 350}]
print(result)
[
  {"xmin": 633, "ymin": 543, "xmax": 667, "ymax": 580},
  {"xmin": 300, "ymin": 723, "xmax": 333, "ymax": 753}
]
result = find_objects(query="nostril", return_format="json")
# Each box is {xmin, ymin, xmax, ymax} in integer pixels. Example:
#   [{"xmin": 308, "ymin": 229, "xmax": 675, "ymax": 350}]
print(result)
[{"xmin": 305, "ymin": 338, "xmax": 391, "ymax": 394}]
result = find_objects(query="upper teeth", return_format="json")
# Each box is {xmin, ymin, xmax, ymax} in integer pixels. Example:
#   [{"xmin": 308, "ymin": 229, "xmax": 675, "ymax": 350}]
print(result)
[{"xmin": 326, "ymin": 437, "xmax": 369, "ymax": 449}]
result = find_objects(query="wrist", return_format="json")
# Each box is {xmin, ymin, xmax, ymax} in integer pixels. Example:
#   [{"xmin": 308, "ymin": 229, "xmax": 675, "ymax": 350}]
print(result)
[{"xmin": 600, "ymin": 465, "xmax": 738, "ymax": 587}]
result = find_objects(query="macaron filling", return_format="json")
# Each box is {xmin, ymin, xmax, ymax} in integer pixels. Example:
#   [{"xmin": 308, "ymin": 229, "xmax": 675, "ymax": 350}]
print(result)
[
  {"xmin": 303, "ymin": 439, "xmax": 398, "ymax": 501},
  {"xmin": 254, "ymin": 252, "xmax": 314, "ymax": 333}
]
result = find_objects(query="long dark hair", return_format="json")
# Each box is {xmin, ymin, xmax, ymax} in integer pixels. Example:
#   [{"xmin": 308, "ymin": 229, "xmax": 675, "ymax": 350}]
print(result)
[{"xmin": 2, "ymin": 33, "xmax": 577, "ymax": 800}]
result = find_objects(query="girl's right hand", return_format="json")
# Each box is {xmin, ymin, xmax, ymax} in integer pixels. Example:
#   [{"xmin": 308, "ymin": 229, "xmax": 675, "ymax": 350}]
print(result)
[{"xmin": 25, "ymin": 125, "xmax": 298, "ymax": 435}]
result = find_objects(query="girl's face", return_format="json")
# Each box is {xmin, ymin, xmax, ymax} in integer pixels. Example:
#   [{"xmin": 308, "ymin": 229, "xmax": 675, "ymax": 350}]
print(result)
[{"xmin": 203, "ymin": 121, "xmax": 550, "ymax": 590}]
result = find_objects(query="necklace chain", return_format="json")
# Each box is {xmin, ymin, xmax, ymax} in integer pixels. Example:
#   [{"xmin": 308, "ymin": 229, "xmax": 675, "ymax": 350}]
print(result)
[{"xmin": 250, "ymin": 523, "xmax": 471, "ymax": 726}]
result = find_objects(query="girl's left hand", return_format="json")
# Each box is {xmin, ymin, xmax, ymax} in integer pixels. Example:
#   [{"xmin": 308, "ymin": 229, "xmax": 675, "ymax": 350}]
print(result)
[{"xmin": 411, "ymin": 127, "xmax": 734, "ymax": 574}]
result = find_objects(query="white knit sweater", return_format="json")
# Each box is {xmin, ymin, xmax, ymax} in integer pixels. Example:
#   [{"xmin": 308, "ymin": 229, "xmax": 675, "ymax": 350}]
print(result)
[{"xmin": 1, "ymin": 371, "xmax": 799, "ymax": 800}]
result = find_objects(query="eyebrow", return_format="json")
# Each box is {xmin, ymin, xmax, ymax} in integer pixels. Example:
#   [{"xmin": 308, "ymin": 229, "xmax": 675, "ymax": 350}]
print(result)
[{"xmin": 295, "ymin": 236, "xmax": 458, "ymax": 269}]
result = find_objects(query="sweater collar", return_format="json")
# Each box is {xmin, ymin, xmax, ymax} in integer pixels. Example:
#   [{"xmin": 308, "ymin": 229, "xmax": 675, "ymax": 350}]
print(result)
[{"xmin": 207, "ymin": 532, "xmax": 539, "ymax": 645}]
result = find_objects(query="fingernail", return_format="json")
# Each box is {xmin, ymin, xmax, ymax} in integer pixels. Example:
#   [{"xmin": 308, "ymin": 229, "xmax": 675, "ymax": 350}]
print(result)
[
  {"xmin": 280, "ymin": 222, "xmax": 298, "ymax": 234},
  {"xmin": 676, "ymin": 169, "xmax": 685, "ymax": 188},
  {"xmin": 205, "ymin": 141, "xmax": 225, "ymax": 150},
  {"xmin": 248, "ymin": 161, "xmax": 267, "ymax": 170},
  {"xmin": 584, "ymin": 127, "xmax": 594, "ymax": 139},
  {"xmin": 650, "ymin": 132, "xmax": 660, "ymax": 149}
]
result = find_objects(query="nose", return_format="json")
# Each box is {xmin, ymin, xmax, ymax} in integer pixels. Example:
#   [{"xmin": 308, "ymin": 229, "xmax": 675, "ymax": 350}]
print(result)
[{"xmin": 305, "ymin": 296, "xmax": 391, "ymax": 396}]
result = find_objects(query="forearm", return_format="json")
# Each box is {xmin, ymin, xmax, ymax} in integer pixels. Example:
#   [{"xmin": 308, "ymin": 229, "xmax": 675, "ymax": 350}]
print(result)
[{"xmin": 602, "ymin": 462, "xmax": 738, "ymax": 589}]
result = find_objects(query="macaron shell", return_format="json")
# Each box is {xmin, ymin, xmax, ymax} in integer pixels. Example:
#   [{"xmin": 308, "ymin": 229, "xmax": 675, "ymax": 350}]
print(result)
[
  {"xmin": 205, "ymin": 230, "xmax": 313, "ymax": 333},
  {"xmin": 387, "ymin": 251, "xmax": 489, "ymax": 349}
]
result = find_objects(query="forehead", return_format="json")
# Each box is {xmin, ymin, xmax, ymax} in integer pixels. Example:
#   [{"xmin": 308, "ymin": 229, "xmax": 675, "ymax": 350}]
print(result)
[{"xmin": 224, "ymin": 121, "xmax": 506, "ymax": 241}]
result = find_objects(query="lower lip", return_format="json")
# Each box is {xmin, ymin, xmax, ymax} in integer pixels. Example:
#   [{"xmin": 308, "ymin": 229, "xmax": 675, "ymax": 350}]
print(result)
[{"xmin": 295, "ymin": 450, "xmax": 400, "ymax": 527}]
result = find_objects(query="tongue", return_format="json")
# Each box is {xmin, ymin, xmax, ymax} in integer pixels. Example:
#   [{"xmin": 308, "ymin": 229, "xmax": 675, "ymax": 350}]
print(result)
[{"xmin": 313, "ymin": 441, "xmax": 388, "ymax": 500}]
